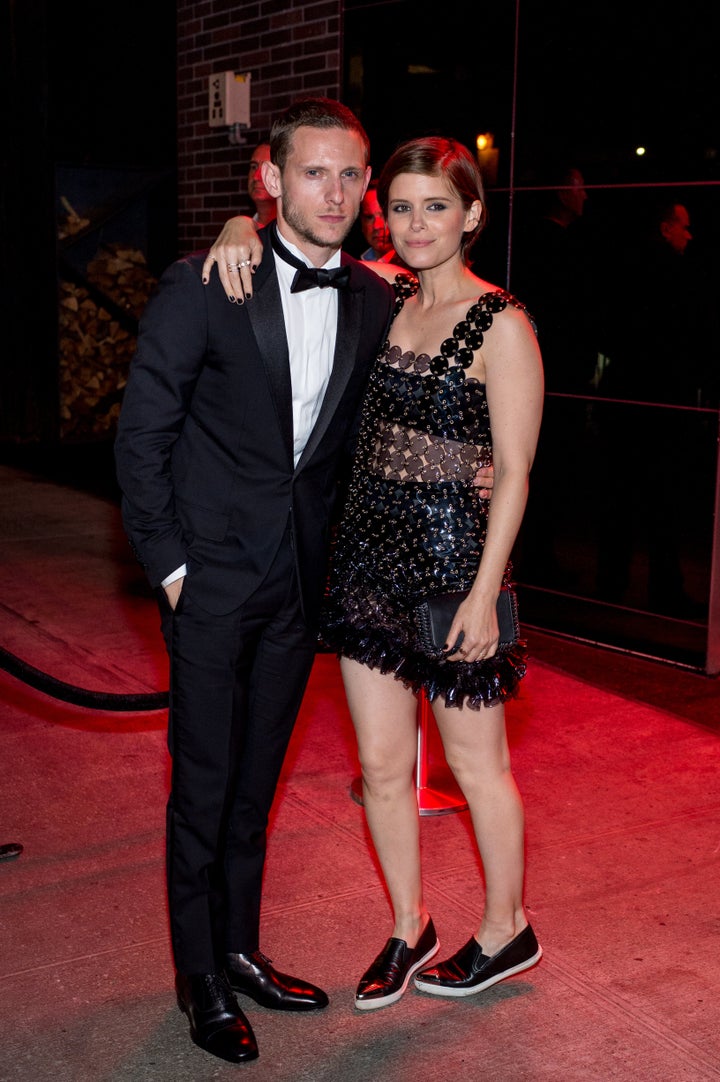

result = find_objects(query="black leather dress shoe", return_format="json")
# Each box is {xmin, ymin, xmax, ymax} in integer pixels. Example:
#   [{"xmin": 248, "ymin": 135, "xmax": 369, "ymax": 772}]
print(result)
[
  {"xmin": 225, "ymin": 950, "xmax": 329, "ymax": 1011},
  {"xmin": 355, "ymin": 917, "xmax": 439, "ymax": 1010},
  {"xmin": 0, "ymin": 843, "xmax": 23, "ymax": 861},
  {"xmin": 176, "ymin": 972, "xmax": 258, "ymax": 1063},
  {"xmin": 414, "ymin": 923, "xmax": 542, "ymax": 997}
]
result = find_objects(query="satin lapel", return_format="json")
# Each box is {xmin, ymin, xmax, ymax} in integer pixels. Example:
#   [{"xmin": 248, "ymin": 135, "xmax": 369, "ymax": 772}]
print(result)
[
  {"xmin": 245, "ymin": 267, "xmax": 294, "ymax": 467},
  {"xmin": 296, "ymin": 272, "xmax": 364, "ymax": 472}
]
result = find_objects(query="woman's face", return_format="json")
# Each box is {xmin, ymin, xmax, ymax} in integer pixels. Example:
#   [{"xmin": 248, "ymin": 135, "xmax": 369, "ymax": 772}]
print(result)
[{"xmin": 385, "ymin": 171, "xmax": 480, "ymax": 272}]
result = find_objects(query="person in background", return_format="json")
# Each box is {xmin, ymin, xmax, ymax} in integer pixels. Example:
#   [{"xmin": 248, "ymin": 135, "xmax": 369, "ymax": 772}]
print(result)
[
  {"xmin": 358, "ymin": 180, "xmax": 393, "ymax": 261},
  {"xmin": 660, "ymin": 201, "xmax": 692, "ymax": 254},
  {"xmin": 511, "ymin": 163, "xmax": 594, "ymax": 394},
  {"xmin": 247, "ymin": 141, "xmax": 276, "ymax": 226},
  {"xmin": 510, "ymin": 163, "xmax": 595, "ymax": 589},
  {"xmin": 600, "ymin": 201, "xmax": 700, "ymax": 404},
  {"xmin": 594, "ymin": 199, "xmax": 713, "ymax": 615}
]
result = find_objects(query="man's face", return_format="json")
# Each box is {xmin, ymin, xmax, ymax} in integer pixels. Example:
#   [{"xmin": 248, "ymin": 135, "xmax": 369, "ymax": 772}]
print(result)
[
  {"xmin": 248, "ymin": 144, "xmax": 272, "ymax": 208},
  {"xmin": 360, "ymin": 188, "xmax": 391, "ymax": 255},
  {"xmin": 262, "ymin": 126, "xmax": 371, "ymax": 260},
  {"xmin": 559, "ymin": 168, "xmax": 587, "ymax": 221},
  {"xmin": 661, "ymin": 205, "xmax": 692, "ymax": 254}
]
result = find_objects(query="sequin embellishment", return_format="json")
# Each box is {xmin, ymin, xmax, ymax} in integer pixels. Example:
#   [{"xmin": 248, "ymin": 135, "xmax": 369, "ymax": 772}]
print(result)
[{"xmin": 320, "ymin": 276, "xmax": 532, "ymax": 709}]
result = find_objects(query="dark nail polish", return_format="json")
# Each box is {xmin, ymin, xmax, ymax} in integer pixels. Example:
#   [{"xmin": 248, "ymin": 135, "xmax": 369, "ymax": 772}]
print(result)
[
  {"xmin": 228, "ymin": 295, "xmax": 235, "ymax": 303},
  {"xmin": 202, "ymin": 276, "xmax": 209, "ymax": 284}
]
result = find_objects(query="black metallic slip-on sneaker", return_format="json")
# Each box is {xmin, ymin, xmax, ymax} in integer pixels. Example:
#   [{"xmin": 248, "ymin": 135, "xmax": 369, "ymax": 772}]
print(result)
[
  {"xmin": 355, "ymin": 917, "xmax": 439, "ymax": 1010},
  {"xmin": 414, "ymin": 923, "xmax": 542, "ymax": 997}
]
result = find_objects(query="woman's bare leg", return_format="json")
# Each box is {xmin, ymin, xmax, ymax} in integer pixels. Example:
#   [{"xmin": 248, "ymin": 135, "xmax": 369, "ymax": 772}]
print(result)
[
  {"xmin": 340, "ymin": 658, "xmax": 430, "ymax": 946},
  {"xmin": 433, "ymin": 698, "xmax": 527, "ymax": 956}
]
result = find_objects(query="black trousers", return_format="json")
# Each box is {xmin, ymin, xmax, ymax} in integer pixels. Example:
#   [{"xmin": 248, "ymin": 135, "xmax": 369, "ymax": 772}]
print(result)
[{"xmin": 159, "ymin": 535, "xmax": 317, "ymax": 974}]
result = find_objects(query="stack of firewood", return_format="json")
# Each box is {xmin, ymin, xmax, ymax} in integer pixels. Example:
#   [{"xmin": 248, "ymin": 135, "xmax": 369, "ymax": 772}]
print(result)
[
  {"xmin": 57, "ymin": 196, "xmax": 90, "ymax": 240},
  {"xmin": 58, "ymin": 242, "xmax": 157, "ymax": 440}
]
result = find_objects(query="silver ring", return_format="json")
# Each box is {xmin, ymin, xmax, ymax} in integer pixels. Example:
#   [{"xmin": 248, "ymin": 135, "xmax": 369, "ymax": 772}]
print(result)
[
  {"xmin": 227, "ymin": 262, "xmax": 239, "ymax": 269},
  {"xmin": 238, "ymin": 259, "xmax": 252, "ymax": 268}
]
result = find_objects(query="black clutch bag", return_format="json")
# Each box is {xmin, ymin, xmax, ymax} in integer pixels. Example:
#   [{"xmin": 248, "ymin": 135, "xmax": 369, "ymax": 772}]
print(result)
[{"xmin": 414, "ymin": 586, "xmax": 519, "ymax": 657}]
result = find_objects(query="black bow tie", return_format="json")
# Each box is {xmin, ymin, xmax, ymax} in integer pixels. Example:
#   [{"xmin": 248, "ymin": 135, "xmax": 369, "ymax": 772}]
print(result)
[{"xmin": 270, "ymin": 225, "xmax": 351, "ymax": 294}]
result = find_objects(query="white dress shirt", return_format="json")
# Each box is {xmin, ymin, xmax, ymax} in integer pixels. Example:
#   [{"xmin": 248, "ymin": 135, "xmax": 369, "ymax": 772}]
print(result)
[{"xmin": 273, "ymin": 227, "xmax": 338, "ymax": 467}]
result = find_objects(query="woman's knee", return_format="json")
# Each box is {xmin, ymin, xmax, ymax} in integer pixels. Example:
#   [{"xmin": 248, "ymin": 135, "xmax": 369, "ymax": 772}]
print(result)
[
  {"xmin": 358, "ymin": 745, "xmax": 415, "ymax": 794},
  {"xmin": 445, "ymin": 751, "xmax": 512, "ymax": 796}
]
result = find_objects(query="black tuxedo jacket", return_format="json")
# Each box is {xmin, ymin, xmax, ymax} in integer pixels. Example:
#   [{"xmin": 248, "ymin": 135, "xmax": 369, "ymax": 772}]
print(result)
[{"xmin": 114, "ymin": 227, "xmax": 394, "ymax": 624}]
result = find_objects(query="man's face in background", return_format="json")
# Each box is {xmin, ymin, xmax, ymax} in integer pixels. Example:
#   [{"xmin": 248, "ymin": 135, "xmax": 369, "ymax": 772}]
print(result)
[{"xmin": 360, "ymin": 187, "xmax": 391, "ymax": 256}]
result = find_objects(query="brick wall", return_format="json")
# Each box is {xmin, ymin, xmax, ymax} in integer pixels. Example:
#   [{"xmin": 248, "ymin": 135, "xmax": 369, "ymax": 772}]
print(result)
[{"xmin": 176, "ymin": 0, "xmax": 343, "ymax": 254}]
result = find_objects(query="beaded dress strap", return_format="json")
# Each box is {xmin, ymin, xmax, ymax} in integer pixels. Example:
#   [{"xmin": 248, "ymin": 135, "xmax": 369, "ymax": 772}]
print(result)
[{"xmin": 384, "ymin": 280, "xmax": 534, "ymax": 377}]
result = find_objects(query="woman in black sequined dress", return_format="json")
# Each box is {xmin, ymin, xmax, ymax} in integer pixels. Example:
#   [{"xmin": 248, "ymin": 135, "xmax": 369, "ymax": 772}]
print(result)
[{"xmin": 320, "ymin": 137, "xmax": 545, "ymax": 1008}]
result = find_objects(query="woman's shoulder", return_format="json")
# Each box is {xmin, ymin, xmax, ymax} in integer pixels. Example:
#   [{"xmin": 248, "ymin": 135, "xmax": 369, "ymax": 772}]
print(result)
[
  {"xmin": 360, "ymin": 258, "xmax": 418, "ymax": 290},
  {"xmin": 469, "ymin": 283, "xmax": 537, "ymax": 337},
  {"xmin": 344, "ymin": 253, "xmax": 405, "ymax": 295}
]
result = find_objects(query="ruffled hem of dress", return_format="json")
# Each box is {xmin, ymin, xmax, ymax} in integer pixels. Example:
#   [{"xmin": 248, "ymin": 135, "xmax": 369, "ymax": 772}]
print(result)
[{"xmin": 319, "ymin": 623, "xmax": 527, "ymax": 711}]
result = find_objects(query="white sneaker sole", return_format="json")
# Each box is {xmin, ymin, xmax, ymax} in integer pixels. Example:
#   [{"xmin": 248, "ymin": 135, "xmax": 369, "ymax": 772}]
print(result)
[
  {"xmin": 354, "ymin": 939, "xmax": 440, "ymax": 1011},
  {"xmin": 414, "ymin": 945, "xmax": 543, "ymax": 998}
]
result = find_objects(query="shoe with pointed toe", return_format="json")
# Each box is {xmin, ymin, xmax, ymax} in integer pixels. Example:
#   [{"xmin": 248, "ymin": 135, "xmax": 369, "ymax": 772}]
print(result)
[
  {"xmin": 355, "ymin": 918, "xmax": 439, "ymax": 1010},
  {"xmin": 225, "ymin": 950, "xmax": 329, "ymax": 1011},
  {"xmin": 414, "ymin": 923, "xmax": 542, "ymax": 997},
  {"xmin": 0, "ymin": 843, "xmax": 23, "ymax": 861},
  {"xmin": 176, "ymin": 972, "xmax": 259, "ymax": 1063}
]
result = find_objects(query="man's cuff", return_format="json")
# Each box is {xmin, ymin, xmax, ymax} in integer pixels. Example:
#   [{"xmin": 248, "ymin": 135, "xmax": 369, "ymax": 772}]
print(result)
[{"xmin": 161, "ymin": 564, "xmax": 187, "ymax": 588}]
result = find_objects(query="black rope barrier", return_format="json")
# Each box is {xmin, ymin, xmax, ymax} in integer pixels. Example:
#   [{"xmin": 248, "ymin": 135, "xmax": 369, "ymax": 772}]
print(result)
[{"xmin": 0, "ymin": 646, "xmax": 168, "ymax": 712}]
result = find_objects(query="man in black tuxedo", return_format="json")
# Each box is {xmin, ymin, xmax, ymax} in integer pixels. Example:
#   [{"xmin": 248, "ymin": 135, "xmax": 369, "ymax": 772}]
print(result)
[{"xmin": 114, "ymin": 97, "xmax": 394, "ymax": 1065}]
